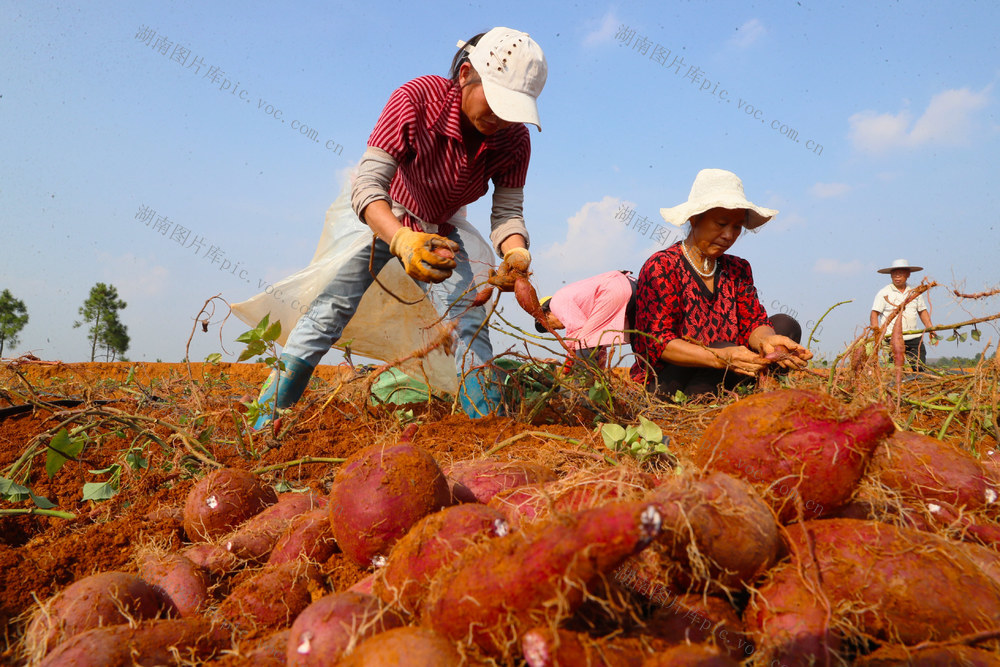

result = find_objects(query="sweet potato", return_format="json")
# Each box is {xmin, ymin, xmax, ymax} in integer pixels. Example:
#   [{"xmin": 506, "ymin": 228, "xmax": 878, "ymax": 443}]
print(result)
[
  {"xmin": 421, "ymin": 500, "xmax": 663, "ymax": 657},
  {"xmin": 869, "ymin": 430, "xmax": 999, "ymax": 510},
  {"xmin": 640, "ymin": 644, "xmax": 740, "ymax": 666},
  {"xmin": 855, "ymin": 644, "xmax": 1000, "ymax": 666},
  {"xmin": 336, "ymin": 626, "xmax": 463, "ymax": 667},
  {"xmin": 644, "ymin": 593, "xmax": 752, "ymax": 659},
  {"xmin": 137, "ymin": 551, "xmax": 210, "ymax": 617},
  {"xmin": 647, "ymin": 470, "xmax": 781, "ymax": 589},
  {"xmin": 181, "ymin": 542, "xmax": 240, "ymax": 576},
  {"xmin": 693, "ymin": 389, "xmax": 895, "ymax": 521},
  {"xmin": 267, "ymin": 507, "xmax": 339, "ymax": 566},
  {"xmin": 445, "ymin": 459, "xmax": 557, "ymax": 504},
  {"xmin": 217, "ymin": 561, "xmax": 322, "ymax": 631},
  {"xmin": 286, "ymin": 592, "xmax": 405, "ymax": 666},
  {"xmin": 237, "ymin": 629, "xmax": 291, "ymax": 667},
  {"xmin": 37, "ymin": 618, "xmax": 229, "ymax": 667},
  {"xmin": 25, "ymin": 571, "xmax": 165, "ymax": 659},
  {"xmin": 348, "ymin": 573, "xmax": 375, "ymax": 595},
  {"xmin": 223, "ymin": 491, "xmax": 325, "ymax": 563},
  {"xmin": 755, "ymin": 518, "xmax": 1000, "ymax": 650},
  {"xmin": 183, "ymin": 468, "xmax": 278, "ymax": 542},
  {"xmin": 744, "ymin": 561, "xmax": 843, "ymax": 666},
  {"xmin": 486, "ymin": 483, "xmax": 549, "ymax": 529},
  {"xmin": 329, "ymin": 441, "xmax": 452, "ymax": 567},
  {"xmin": 373, "ymin": 503, "xmax": 508, "ymax": 613},
  {"xmin": 521, "ymin": 627, "xmax": 666, "ymax": 667}
]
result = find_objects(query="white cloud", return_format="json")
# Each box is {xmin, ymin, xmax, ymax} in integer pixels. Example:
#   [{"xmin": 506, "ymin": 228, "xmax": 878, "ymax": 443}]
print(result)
[
  {"xmin": 849, "ymin": 85, "xmax": 992, "ymax": 154},
  {"xmin": 583, "ymin": 9, "xmax": 620, "ymax": 47},
  {"xmin": 540, "ymin": 196, "xmax": 665, "ymax": 276},
  {"xmin": 809, "ymin": 182, "xmax": 852, "ymax": 198},
  {"xmin": 98, "ymin": 252, "xmax": 170, "ymax": 298},
  {"xmin": 728, "ymin": 18, "xmax": 766, "ymax": 49},
  {"xmin": 814, "ymin": 258, "xmax": 865, "ymax": 276}
]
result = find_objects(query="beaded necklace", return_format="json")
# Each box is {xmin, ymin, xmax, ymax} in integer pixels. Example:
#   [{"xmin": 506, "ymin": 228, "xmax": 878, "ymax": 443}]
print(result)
[{"xmin": 681, "ymin": 241, "xmax": 716, "ymax": 279}]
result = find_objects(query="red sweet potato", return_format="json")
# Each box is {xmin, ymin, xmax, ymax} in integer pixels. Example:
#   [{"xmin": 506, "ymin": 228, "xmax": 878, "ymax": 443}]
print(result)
[
  {"xmin": 373, "ymin": 503, "xmax": 508, "ymax": 613},
  {"xmin": 444, "ymin": 459, "xmax": 557, "ymax": 504},
  {"xmin": 137, "ymin": 551, "xmax": 210, "ymax": 617},
  {"xmin": 183, "ymin": 468, "xmax": 278, "ymax": 542},
  {"xmin": 869, "ymin": 430, "xmax": 999, "ymax": 510},
  {"xmin": 37, "ymin": 617, "xmax": 229, "ymax": 667},
  {"xmin": 329, "ymin": 442, "xmax": 452, "ymax": 567},
  {"xmin": 237, "ymin": 629, "xmax": 291, "ymax": 667},
  {"xmin": 647, "ymin": 470, "xmax": 781, "ymax": 589},
  {"xmin": 348, "ymin": 573, "xmax": 375, "ymax": 595},
  {"xmin": 217, "ymin": 561, "xmax": 322, "ymax": 631},
  {"xmin": 759, "ymin": 519, "xmax": 1000, "ymax": 649},
  {"xmin": 744, "ymin": 561, "xmax": 843, "ymax": 666},
  {"xmin": 267, "ymin": 507, "xmax": 339, "ymax": 566},
  {"xmin": 24, "ymin": 571, "xmax": 165, "ymax": 660},
  {"xmin": 693, "ymin": 389, "xmax": 895, "ymax": 521},
  {"xmin": 336, "ymin": 626, "xmax": 463, "ymax": 667},
  {"xmin": 421, "ymin": 500, "xmax": 663, "ymax": 657},
  {"xmin": 223, "ymin": 491, "xmax": 325, "ymax": 563},
  {"xmin": 855, "ymin": 644, "xmax": 1000, "ymax": 666},
  {"xmin": 644, "ymin": 593, "xmax": 753, "ymax": 659},
  {"xmin": 286, "ymin": 592, "xmax": 405, "ymax": 666},
  {"xmin": 181, "ymin": 542, "xmax": 240, "ymax": 576},
  {"xmin": 521, "ymin": 627, "xmax": 666, "ymax": 667},
  {"xmin": 486, "ymin": 483, "xmax": 549, "ymax": 529},
  {"xmin": 640, "ymin": 643, "xmax": 740, "ymax": 666}
]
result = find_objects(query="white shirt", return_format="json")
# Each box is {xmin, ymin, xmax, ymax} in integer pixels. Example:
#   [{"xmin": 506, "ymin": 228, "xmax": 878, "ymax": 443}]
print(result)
[{"xmin": 871, "ymin": 284, "xmax": 928, "ymax": 340}]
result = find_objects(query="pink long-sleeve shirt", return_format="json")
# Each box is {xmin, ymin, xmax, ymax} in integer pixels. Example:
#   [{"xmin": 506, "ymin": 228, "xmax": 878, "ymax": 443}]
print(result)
[{"xmin": 549, "ymin": 270, "xmax": 635, "ymax": 351}]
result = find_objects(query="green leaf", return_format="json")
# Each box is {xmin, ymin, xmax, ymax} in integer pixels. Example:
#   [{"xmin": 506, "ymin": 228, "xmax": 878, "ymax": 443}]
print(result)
[
  {"xmin": 125, "ymin": 450, "xmax": 148, "ymax": 470},
  {"xmin": 601, "ymin": 424, "xmax": 626, "ymax": 449},
  {"xmin": 946, "ymin": 334, "xmax": 957, "ymax": 341},
  {"xmin": 971, "ymin": 329, "xmax": 981, "ymax": 341},
  {"xmin": 262, "ymin": 320, "xmax": 282, "ymax": 343},
  {"xmin": 205, "ymin": 352, "xmax": 222, "ymax": 364},
  {"xmin": 636, "ymin": 416, "xmax": 662, "ymax": 443},
  {"xmin": 29, "ymin": 492, "xmax": 56, "ymax": 509},
  {"xmin": 46, "ymin": 429, "xmax": 86, "ymax": 479},
  {"xmin": 0, "ymin": 476, "xmax": 31, "ymax": 502},
  {"xmin": 958, "ymin": 332, "xmax": 968, "ymax": 342},
  {"xmin": 82, "ymin": 481, "xmax": 118, "ymax": 501},
  {"xmin": 671, "ymin": 390, "xmax": 688, "ymax": 404},
  {"xmin": 88, "ymin": 465, "xmax": 118, "ymax": 475},
  {"xmin": 273, "ymin": 480, "xmax": 293, "ymax": 493}
]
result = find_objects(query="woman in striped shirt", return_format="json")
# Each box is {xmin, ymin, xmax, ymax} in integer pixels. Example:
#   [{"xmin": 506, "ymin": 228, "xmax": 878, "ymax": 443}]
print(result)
[{"xmin": 254, "ymin": 27, "xmax": 548, "ymax": 425}]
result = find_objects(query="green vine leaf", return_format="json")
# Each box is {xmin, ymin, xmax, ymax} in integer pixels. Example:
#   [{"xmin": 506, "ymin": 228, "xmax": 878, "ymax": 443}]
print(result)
[{"xmin": 46, "ymin": 428, "xmax": 86, "ymax": 479}]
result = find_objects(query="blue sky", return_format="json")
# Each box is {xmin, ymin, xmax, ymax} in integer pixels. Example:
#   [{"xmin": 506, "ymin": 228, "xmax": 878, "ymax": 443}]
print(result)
[{"xmin": 2, "ymin": 0, "xmax": 998, "ymax": 367}]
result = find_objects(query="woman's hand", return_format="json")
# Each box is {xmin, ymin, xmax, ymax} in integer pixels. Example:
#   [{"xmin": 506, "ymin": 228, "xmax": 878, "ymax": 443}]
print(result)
[
  {"xmin": 715, "ymin": 346, "xmax": 770, "ymax": 377},
  {"xmin": 758, "ymin": 335, "xmax": 812, "ymax": 370}
]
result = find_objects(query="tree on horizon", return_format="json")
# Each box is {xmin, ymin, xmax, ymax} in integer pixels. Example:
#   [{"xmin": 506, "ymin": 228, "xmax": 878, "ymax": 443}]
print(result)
[
  {"xmin": 74, "ymin": 283, "xmax": 130, "ymax": 362},
  {"xmin": 0, "ymin": 289, "xmax": 30, "ymax": 358}
]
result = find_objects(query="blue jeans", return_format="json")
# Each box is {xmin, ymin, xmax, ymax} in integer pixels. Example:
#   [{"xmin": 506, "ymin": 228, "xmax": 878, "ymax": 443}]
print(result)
[{"xmin": 281, "ymin": 229, "xmax": 501, "ymax": 417}]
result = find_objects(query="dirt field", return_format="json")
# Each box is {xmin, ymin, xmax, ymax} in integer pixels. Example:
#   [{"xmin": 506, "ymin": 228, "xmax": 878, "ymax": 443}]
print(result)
[{"xmin": 2, "ymin": 357, "xmax": 998, "ymax": 665}]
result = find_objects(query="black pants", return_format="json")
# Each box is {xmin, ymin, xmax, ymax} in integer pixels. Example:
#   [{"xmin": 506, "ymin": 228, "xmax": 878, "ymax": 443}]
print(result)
[
  {"xmin": 649, "ymin": 314, "xmax": 802, "ymax": 397},
  {"xmin": 884, "ymin": 337, "xmax": 927, "ymax": 371}
]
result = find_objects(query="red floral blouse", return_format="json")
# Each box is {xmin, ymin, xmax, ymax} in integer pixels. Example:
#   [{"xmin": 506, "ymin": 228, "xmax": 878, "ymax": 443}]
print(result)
[{"xmin": 630, "ymin": 243, "xmax": 771, "ymax": 383}]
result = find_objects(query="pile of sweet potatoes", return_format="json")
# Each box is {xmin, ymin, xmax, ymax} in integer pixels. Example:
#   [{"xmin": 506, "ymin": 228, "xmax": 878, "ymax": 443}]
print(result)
[{"xmin": 14, "ymin": 388, "xmax": 1000, "ymax": 665}]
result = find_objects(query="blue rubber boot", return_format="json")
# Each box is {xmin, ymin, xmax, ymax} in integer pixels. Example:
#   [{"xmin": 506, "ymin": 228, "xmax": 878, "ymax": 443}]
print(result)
[
  {"xmin": 457, "ymin": 368, "xmax": 505, "ymax": 419},
  {"xmin": 253, "ymin": 354, "xmax": 315, "ymax": 430}
]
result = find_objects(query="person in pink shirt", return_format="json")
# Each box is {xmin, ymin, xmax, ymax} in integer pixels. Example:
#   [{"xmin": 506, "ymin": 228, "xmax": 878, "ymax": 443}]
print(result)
[{"xmin": 535, "ymin": 270, "xmax": 637, "ymax": 367}]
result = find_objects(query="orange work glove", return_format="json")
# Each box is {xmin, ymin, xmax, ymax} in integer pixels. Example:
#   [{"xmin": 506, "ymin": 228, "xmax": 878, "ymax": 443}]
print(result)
[{"xmin": 389, "ymin": 227, "xmax": 460, "ymax": 283}]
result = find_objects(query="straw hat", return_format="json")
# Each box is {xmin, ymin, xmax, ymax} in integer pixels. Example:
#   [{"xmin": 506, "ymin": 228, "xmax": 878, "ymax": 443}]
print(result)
[
  {"xmin": 458, "ymin": 27, "xmax": 547, "ymax": 130},
  {"xmin": 659, "ymin": 169, "xmax": 778, "ymax": 230},
  {"xmin": 877, "ymin": 258, "xmax": 923, "ymax": 274}
]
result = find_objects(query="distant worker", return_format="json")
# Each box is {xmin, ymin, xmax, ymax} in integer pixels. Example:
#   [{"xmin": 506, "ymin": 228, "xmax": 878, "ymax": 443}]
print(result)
[
  {"xmin": 535, "ymin": 270, "xmax": 637, "ymax": 367},
  {"xmin": 870, "ymin": 258, "xmax": 937, "ymax": 371}
]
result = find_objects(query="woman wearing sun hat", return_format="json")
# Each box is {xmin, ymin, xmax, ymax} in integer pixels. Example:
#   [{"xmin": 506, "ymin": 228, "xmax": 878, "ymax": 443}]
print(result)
[
  {"xmin": 252, "ymin": 27, "xmax": 548, "ymax": 425},
  {"xmin": 630, "ymin": 168, "xmax": 811, "ymax": 396},
  {"xmin": 870, "ymin": 258, "xmax": 936, "ymax": 371}
]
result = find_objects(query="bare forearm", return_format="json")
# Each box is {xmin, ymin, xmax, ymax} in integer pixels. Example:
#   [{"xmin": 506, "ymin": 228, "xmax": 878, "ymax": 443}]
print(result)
[
  {"xmin": 361, "ymin": 200, "xmax": 404, "ymax": 245},
  {"xmin": 747, "ymin": 325, "xmax": 776, "ymax": 354},
  {"xmin": 660, "ymin": 339, "xmax": 724, "ymax": 369},
  {"xmin": 919, "ymin": 310, "xmax": 933, "ymax": 328},
  {"xmin": 499, "ymin": 233, "xmax": 528, "ymax": 255},
  {"xmin": 870, "ymin": 311, "xmax": 881, "ymax": 329}
]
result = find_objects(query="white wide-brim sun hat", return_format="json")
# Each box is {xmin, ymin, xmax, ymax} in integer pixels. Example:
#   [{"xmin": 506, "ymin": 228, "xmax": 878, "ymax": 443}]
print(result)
[
  {"xmin": 459, "ymin": 27, "xmax": 547, "ymax": 130},
  {"xmin": 659, "ymin": 168, "xmax": 778, "ymax": 230},
  {"xmin": 877, "ymin": 258, "xmax": 923, "ymax": 274}
]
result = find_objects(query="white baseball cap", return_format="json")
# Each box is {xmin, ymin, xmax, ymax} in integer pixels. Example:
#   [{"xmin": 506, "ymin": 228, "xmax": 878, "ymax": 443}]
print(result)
[{"xmin": 457, "ymin": 27, "xmax": 547, "ymax": 130}]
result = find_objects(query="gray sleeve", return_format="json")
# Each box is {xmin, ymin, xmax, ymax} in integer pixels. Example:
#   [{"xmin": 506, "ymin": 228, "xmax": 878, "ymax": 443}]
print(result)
[
  {"xmin": 351, "ymin": 146, "xmax": 398, "ymax": 222},
  {"xmin": 489, "ymin": 186, "xmax": 530, "ymax": 256}
]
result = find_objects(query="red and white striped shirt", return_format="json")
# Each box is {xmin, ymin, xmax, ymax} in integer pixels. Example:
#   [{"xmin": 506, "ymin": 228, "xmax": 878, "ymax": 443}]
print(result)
[{"xmin": 368, "ymin": 75, "xmax": 531, "ymax": 236}]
